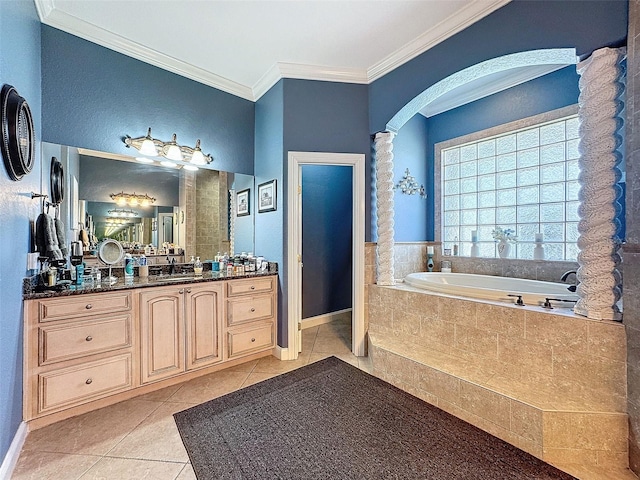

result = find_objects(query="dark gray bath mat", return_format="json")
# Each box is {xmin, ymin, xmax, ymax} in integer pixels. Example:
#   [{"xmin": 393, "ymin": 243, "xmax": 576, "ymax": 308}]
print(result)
[{"xmin": 174, "ymin": 356, "xmax": 575, "ymax": 479}]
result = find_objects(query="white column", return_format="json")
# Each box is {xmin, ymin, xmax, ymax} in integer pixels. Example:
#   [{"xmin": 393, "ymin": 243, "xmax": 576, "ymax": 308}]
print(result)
[
  {"xmin": 574, "ymin": 47, "xmax": 625, "ymax": 321},
  {"xmin": 374, "ymin": 131, "xmax": 396, "ymax": 286}
]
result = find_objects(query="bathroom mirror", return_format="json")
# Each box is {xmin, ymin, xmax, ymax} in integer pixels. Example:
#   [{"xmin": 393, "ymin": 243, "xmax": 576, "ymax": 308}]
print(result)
[{"xmin": 40, "ymin": 142, "xmax": 255, "ymax": 261}]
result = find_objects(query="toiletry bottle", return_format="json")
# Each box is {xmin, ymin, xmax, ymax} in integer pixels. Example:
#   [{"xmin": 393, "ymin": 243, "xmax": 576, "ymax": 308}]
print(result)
[
  {"xmin": 194, "ymin": 257, "xmax": 203, "ymax": 276},
  {"xmin": 47, "ymin": 267, "xmax": 57, "ymax": 287},
  {"xmin": 76, "ymin": 262, "xmax": 85, "ymax": 285},
  {"xmin": 124, "ymin": 253, "xmax": 134, "ymax": 280}
]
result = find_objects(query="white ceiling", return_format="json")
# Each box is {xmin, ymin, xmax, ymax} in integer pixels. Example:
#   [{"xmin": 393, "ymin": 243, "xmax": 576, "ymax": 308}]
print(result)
[{"xmin": 35, "ymin": 0, "xmax": 512, "ymax": 101}]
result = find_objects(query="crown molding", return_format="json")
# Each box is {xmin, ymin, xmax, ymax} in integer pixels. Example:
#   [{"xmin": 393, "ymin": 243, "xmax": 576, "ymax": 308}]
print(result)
[
  {"xmin": 34, "ymin": 1, "xmax": 255, "ymax": 101},
  {"xmin": 252, "ymin": 62, "xmax": 368, "ymax": 100},
  {"xmin": 368, "ymin": 0, "xmax": 512, "ymax": 82}
]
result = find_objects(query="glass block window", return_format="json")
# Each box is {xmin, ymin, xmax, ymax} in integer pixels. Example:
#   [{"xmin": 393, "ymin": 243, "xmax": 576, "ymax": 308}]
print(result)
[{"xmin": 441, "ymin": 114, "xmax": 580, "ymax": 261}]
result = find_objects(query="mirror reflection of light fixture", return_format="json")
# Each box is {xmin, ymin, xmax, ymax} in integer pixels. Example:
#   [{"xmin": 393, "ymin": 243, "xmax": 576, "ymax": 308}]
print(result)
[
  {"xmin": 394, "ymin": 168, "xmax": 426, "ymax": 198},
  {"xmin": 135, "ymin": 156, "xmax": 154, "ymax": 164},
  {"xmin": 110, "ymin": 191, "xmax": 156, "ymax": 207},
  {"xmin": 108, "ymin": 208, "xmax": 139, "ymax": 217},
  {"xmin": 124, "ymin": 128, "xmax": 213, "ymax": 168}
]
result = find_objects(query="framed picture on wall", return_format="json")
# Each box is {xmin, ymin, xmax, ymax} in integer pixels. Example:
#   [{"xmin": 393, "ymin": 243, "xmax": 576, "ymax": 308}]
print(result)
[
  {"xmin": 237, "ymin": 189, "xmax": 250, "ymax": 216},
  {"xmin": 258, "ymin": 179, "xmax": 277, "ymax": 213}
]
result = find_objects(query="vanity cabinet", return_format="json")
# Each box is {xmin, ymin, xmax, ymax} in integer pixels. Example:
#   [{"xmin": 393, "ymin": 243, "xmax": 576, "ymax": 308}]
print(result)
[
  {"xmin": 23, "ymin": 291, "xmax": 134, "ymax": 420},
  {"xmin": 139, "ymin": 282, "xmax": 224, "ymax": 384},
  {"xmin": 24, "ymin": 275, "xmax": 277, "ymax": 426},
  {"xmin": 225, "ymin": 276, "xmax": 276, "ymax": 360}
]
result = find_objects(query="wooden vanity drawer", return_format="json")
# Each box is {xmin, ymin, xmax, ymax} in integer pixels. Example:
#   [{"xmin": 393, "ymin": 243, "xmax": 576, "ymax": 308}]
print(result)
[
  {"xmin": 226, "ymin": 294, "xmax": 274, "ymax": 326},
  {"xmin": 38, "ymin": 292, "xmax": 131, "ymax": 322},
  {"xmin": 39, "ymin": 314, "xmax": 131, "ymax": 365},
  {"xmin": 227, "ymin": 277, "xmax": 274, "ymax": 296},
  {"xmin": 38, "ymin": 354, "xmax": 132, "ymax": 413},
  {"xmin": 227, "ymin": 322, "xmax": 274, "ymax": 359}
]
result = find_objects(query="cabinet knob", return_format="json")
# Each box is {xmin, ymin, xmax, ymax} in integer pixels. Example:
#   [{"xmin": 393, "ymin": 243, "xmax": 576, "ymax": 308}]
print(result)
[
  {"xmin": 179, "ymin": 289, "xmax": 185, "ymax": 294},
  {"xmin": 251, "ymin": 338, "xmax": 256, "ymax": 342},
  {"xmin": 187, "ymin": 289, "xmax": 192, "ymax": 293},
  {"xmin": 85, "ymin": 304, "xmax": 92, "ymax": 310},
  {"xmin": 85, "ymin": 335, "xmax": 93, "ymax": 342},
  {"xmin": 85, "ymin": 378, "xmax": 93, "ymax": 385},
  {"xmin": 250, "ymin": 286, "xmax": 255, "ymax": 290},
  {"xmin": 250, "ymin": 307, "xmax": 255, "ymax": 312}
]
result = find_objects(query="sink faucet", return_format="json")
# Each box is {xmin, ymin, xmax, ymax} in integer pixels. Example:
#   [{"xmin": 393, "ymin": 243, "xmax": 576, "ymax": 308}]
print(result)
[
  {"xmin": 560, "ymin": 270, "xmax": 578, "ymax": 292},
  {"xmin": 168, "ymin": 258, "xmax": 177, "ymax": 275}
]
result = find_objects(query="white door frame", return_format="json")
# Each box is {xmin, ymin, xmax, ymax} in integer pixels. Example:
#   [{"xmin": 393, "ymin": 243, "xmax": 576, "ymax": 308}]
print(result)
[{"xmin": 287, "ymin": 152, "xmax": 366, "ymax": 358}]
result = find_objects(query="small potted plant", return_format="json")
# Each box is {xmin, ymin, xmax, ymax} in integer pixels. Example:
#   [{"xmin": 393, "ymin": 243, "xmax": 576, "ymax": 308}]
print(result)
[{"xmin": 492, "ymin": 227, "xmax": 517, "ymax": 258}]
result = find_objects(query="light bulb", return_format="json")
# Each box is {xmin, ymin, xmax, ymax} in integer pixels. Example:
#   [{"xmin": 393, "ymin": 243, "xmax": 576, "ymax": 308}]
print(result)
[
  {"xmin": 116, "ymin": 197, "xmax": 127, "ymax": 206},
  {"xmin": 183, "ymin": 164, "xmax": 199, "ymax": 171},
  {"xmin": 163, "ymin": 134, "xmax": 183, "ymax": 161},
  {"xmin": 160, "ymin": 160, "xmax": 177, "ymax": 168},
  {"xmin": 141, "ymin": 198, "xmax": 150, "ymax": 207},
  {"xmin": 135, "ymin": 156, "xmax": 154, "ymax": 164},
  {"xmin": 190, "ymin": 139, "xmax": 207, "ymax": 165},
  {"xmin": 139, "ymin": 128, "xmax": 157, "ymax": 156}
]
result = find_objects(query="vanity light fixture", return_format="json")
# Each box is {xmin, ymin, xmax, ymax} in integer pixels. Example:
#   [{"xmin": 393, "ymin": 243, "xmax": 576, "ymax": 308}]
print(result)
[
  {"xmin": 124, "ymin": 128, "xmax": 213, "ymax": 167},
  {"xmin": 394, "ymin": 168, "xmax": 426, "ymax": 199},
  {"xmin": 110, "ymin": 191, "xmax": 156, "ymax": 207}
]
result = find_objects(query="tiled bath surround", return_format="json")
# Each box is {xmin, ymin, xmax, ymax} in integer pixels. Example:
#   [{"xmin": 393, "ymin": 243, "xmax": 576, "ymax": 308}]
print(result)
[
  {"xmin": 365, "ymin": 242, "xmax": 628, "ymax": 474},
  {"xmin": 367, "ymin": 284, "xmax": 628, "ymax": 470}
]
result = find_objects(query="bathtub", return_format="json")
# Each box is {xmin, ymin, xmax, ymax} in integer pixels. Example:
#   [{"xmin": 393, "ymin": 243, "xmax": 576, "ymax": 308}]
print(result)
[{"xmin": 404, "ymin": 272, "xmax": 579, "ymax": 307}]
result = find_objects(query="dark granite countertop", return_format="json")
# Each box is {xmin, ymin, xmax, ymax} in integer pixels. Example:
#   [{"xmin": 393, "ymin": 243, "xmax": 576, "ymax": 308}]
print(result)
[{"xmin": 23, "ymin": 270, "xmax": 278, "ymax": 300}]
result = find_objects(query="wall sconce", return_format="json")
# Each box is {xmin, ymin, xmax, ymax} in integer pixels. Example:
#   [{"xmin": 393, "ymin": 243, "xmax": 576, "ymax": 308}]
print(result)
[
  {"xmin": 124, "ymin": 128, "xmax": 213, "ymax": 169},
  {"xmin": 110, "ymin": 191, "xmax": 156, "ymax": 207},
  {"xmin": 395, "ymin": 168, "xmax": 426, "ymax": 198},
  {"xmin": 108, "ymin": 208, "xmax": 139, "ymax": 217}
]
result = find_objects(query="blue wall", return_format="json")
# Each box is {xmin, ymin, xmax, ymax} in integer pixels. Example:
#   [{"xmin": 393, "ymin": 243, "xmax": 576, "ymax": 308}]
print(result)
[
  {"xmin": 0, "ymin": 0, "xmax": 42, "ymax": 463},
  {"xmin": 41, "ymin": 26, "xmax": 255, "ymax": 175},
  {"xmin": 283, "ymin": 79, "xmax": 371, "ymax": 238},
  {"xmin": 393, "ymin": 114, "xmax": 429, "ymax": 241},
  {"xmin": 302, "ymin": 165, "xmax": 352, "ymax": 318},
  {"xmin": 254, "ymin": 80, "xmax": 285, "ymax": 345},
  {"xmin": 254, "ymin": 79, "xmax": 369, "ymax": 347},
  {"xmin": 369, "ymin": 0, "xmax": 628, "ymax": 134}
]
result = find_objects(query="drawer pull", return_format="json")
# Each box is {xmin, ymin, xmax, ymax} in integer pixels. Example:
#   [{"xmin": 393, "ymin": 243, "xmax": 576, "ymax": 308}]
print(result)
[
  {"xmin": 250, "ymin": 286, "xmax": 255, "ymax": 290},
  {"xmin": 187, "ymin": 288, "xmax": 192, "ymax": 293},
  {"xmin": 85, "ymin": 335, "xmax": 93, "ymax": 342},
  {"xmin": 250, "ymin": 308, "xmax": 255, "ymax": 312},
  {"xmin": 251, "ymin": 338, "xmax": 256, "ymax": 342},
  {"xmin": 179, "ymin": 289, "xmax": 185, "ymax": 294},
  {"xmin": 85, "ymin": 378, "xmax": 93, "ymax": 385},
  {"xmin": 85, "ymin": 304, "xmax": 93, "ymax": 310}
]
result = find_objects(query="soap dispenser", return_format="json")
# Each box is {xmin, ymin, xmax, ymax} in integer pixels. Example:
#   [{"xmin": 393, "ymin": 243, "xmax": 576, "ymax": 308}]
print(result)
[{"xmin": 194, "ymin": 256, "xmax": 203, "ymax": 276}]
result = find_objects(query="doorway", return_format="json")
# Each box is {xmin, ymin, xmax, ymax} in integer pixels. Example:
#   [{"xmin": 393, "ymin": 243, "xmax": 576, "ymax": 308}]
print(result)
[{"xmin": 287, "ymin": 152, "xmax": 365, "ymax": 359}]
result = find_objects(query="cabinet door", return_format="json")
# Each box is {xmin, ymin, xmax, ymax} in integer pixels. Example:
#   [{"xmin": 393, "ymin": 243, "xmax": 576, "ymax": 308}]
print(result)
[
  {"xmin": 139, "ymin": 288, "xmax": 185, "ymax": 383},
  {"xmin": 185, "ymin": 283, "xmax": 224, "ymax": 370}
]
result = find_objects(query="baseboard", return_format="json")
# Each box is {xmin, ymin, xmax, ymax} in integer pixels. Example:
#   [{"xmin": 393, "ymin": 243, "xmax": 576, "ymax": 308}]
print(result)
[
  {"xmin": 301, "ymin": 308, "xmax": 352, "ymax": 330},
  {"xmin": 0, "ymin": 422, "xmax": 28, "ymax": 480},
  {"xmin": 272, "ymin": 345, "xmax": 289, "ymax": 360}
]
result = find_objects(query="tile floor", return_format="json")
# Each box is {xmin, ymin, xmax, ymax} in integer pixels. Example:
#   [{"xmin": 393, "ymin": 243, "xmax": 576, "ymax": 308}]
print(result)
[{"xmin": 11, "ymin": 318, "xmax": 363, "ymax": 480}]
